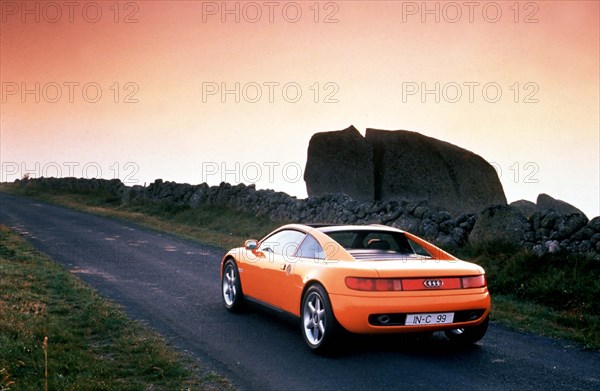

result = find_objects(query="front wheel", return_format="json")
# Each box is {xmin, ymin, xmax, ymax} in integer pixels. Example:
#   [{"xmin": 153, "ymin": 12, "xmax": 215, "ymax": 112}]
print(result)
[
  {"xmin": 222, "ymin": 260, "xmax": 244, "ymax": 312},
  {"xmin": 301, "ymin": 284, "xmax": 339, "ymax": 353},
  {"xmin": 445, "ymin": 315, "xmax": 489, "ymax": 344}
]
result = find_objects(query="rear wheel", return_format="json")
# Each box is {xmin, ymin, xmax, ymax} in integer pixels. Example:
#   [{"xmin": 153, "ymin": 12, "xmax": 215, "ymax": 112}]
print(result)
[
  {"xmin": 301, "ymin": 284, "xmax": 339, "ymax": 353},
  {"xmin": 445, "ymin": 316, "xmax": 489, "ymax": 344},
  {"xmin": 222, "ymin": 260, "xmax": 244, "ymax": 312}
]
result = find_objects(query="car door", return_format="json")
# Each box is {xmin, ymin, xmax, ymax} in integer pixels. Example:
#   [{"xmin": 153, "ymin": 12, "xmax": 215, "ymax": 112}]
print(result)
[
  {"xmin": 277, "ymin": 234, "xmax": 326, "ymax": 315},
  {"xmin": 248, "ymin": 229, "xmax": 306, "ymax": 308}
]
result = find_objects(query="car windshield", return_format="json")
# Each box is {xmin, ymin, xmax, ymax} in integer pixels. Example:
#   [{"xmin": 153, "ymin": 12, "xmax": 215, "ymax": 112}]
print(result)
[{"xmin": 322, "ymin": 230, "xmax": 431, "ymax": 260}]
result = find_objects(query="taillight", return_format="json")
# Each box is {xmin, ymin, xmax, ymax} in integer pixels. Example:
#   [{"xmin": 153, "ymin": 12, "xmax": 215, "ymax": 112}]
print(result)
[
  {"xmin": 346, "ymin": 275, "xmax": 487, "ymax": 291},
  {"xmin": 461, "ymin": 275, "xmax": 486, "ymax": 288},
  {"xmin": 345, "ymin": 277, "xmax": 403, "ymax": 291}
]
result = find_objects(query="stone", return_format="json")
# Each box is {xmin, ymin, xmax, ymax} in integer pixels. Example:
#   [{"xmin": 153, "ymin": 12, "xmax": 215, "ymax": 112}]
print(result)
[
  {"xmin": 451, "ymin": 227, "xmax": 468, "ymax": 246},
  {"xmin": 455, "ymin": 214, "xmax": 469, "ymax": 226},
  {"xmin": 420, "ymin": 219, "xmax": 439, "ymax": 239},
  {"xmin": 572, "ymin": 227, "xmax": 594, "ymax": 241},
  {"xmin": 530, "ymin": 211, "xmax": 543, "ymax": 231},
  {"xmin": 524, "ymin": 231, "xmax": 536, "ymax": 243},
  {"xmin": 579, "ymin": 240, "xmax": 592, "ymax": 253},
  {"xmin": 413, "ymin": 206, "xmax": 430, "ymax": 219},
  {"xmin": 589, "ymin": 217, "xmax": 600, "ymax": 233},
  {"xmin": 536, "ymin": 193, "xmax": 586, "ymax": 217},
  {"xmin": 469, "ymin": 205, "xmax": 528, "ymax": 248},
  {"xmin": 382, "ymin": 207, "xmax": 402, "ymax": 223},
  {"xmin": 120, "ymin": 186, "xmax": 132, "ymax": 204},
  {"xmin": 459, "ymin": 221, "xmax": 474, "ymax": 231},
  {"xmin": 436, "ymin": 234, "xmax": 458, "ymax": 249},
  {"xmin": 392, "ymin": 215, "xmax": 421, "ymax": 234},
  {"xmin": 439, "ymin": 219, "xmax": 455, "ymax": 235},
  {"xmin": 365, "ymin": 128, "xmax": 506, "ymax": 215},
  {"xmin": 556, "ymin": 214, "xmax": 589, "ymax": 238},
  {"xmin": 510, "ymin": 199, "xmax": 538, "ymax": 218},
  {"xmin": 535, "ymin": 228, "xmax": 549, "ymax": 240},
  {"xmin": 304, "ymin": 125, "xmax": 374, "ymax": 202},
  {"xmin": 433, "ymin": 211, "xmax": 453, "ymax": 224},
  {"xmin": 540, "ymin": 211, "xmax": 560, "ymax": 229},
  {"xmin": 532, "ymin": 244, "xmax": 546, "ymax": 257},
  {"xmin": 189, "ymin": 188, "xmax": 207, "ymax": 208},
  {"xmin": 545, "ymin": 240, "xmax": 561, "ymax": 254}
]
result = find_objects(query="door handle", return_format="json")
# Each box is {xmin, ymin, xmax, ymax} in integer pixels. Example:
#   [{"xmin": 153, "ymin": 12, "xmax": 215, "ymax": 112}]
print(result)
[{"xmin": 280, "ymin": 263, "xmax": 292, "ymax": 275}]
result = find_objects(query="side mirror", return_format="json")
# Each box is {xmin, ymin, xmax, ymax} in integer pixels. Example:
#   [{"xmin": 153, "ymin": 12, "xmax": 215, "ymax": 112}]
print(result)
[{"xmin": 244, "ymin": 240, "xmax": 258, "ymax": 250}]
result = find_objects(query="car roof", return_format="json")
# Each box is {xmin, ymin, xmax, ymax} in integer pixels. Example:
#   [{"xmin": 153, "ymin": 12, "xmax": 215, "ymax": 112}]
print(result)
[
  {"xmin": 267, "ymin": 224, "xmax": 454, "ymax": 262},
  {"xmin": 314, "ymin": 224, "xmax": 405, "ymax": 234}
]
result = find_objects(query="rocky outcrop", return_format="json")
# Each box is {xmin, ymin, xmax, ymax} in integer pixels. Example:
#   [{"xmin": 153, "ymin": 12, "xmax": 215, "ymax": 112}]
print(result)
[
  {"xmin": 365, "ymin": 129, "xmax": 506, "ymax": 215},
  {"xmin": 512, "ymin": 194, "xmax": 587, "ymax": 218},
  {"xmin": 304, "ymin": 126, "xmax": 374, "ymax": 202},
  {"xmin": 537, "ymin": 193, "xmax": 586, "ymax": 217},
  {"xmin": 304, "ymin": 127, "xmax": 506, "ymax": 215},
  {"xmin": 10, "ymin": 177, "xmax": 600, "ymax": 260}
]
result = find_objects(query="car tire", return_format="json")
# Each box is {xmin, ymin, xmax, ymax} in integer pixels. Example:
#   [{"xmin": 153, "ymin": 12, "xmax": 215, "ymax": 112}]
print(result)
[
  {"xmin": 222, "ymin": 259, "xmax": 244, "ymax": 313},
  {"xmin": 444, "ymin": 315, "xmax": 489, "ymax": 344},
  {"xmin": 301, "ymin": 284, "xmax": 340, "ymax": 354}
]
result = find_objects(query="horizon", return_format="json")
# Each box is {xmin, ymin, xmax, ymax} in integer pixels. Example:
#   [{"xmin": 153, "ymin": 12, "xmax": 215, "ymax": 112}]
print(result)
[{"xmin": 1, "ymin": 1, "xmax": 598, "ymax": 218}]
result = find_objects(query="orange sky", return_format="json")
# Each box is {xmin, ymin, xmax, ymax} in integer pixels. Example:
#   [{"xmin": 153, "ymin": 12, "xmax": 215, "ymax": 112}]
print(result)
[{"xmin": 1, "ymin": 0, "xmax": 599, "ymax": 217}]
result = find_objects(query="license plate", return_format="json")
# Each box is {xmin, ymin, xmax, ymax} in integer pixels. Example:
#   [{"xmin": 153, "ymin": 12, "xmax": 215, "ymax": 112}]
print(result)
[{"xmin": 405, "ymin": 312, "xmax": 454, "ymax": 325}]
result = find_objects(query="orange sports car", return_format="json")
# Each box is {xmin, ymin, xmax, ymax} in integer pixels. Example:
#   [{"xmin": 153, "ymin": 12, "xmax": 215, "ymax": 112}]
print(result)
[{"xmin": 220, "ymin": 224, "xmax": 491, "ymax": 353}]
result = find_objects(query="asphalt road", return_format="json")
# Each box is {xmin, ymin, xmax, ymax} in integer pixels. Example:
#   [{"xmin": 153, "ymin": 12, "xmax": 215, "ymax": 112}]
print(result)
[{"xmin": 1, "ymin": 193, "xmax": 599, "ymax": 391}]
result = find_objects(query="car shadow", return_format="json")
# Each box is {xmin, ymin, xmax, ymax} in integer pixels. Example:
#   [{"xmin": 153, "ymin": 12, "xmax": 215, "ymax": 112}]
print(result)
[
  {"xmin": 331, "ymin": 332, "xmax": 483, "ymax": 358},
  {"xmin": 242, "ymin": 302, "xmax": 484, "ymax": 359}
]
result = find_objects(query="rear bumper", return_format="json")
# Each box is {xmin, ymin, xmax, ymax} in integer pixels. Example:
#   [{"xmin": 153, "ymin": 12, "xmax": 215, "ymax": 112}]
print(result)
[{"xmin": 329, "ymin": 289, "xmax": 491, "ymax": 334}]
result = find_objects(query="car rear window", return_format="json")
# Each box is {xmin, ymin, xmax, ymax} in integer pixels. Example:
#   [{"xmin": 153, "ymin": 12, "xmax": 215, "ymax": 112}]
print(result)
[{"xmin": 324, "ymin": 230, "xmax": 418, "ymax": 255}]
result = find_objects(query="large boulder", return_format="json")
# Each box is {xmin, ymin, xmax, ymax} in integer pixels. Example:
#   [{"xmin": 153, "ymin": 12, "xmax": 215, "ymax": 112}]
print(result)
[
  {"xmin": 304, "ymin": 126, "xmax": 374, "ymax": 202},
  {"xmin": 469, "ymin": 205, "xmax": 529, "ymax": 248},
  {"xmin": 365, "ymin": 129, "xmax": 506, "ymax": 215},
  {"xmin": 537, "ymin": 193, "xmax": 586, "ymax": 217}
]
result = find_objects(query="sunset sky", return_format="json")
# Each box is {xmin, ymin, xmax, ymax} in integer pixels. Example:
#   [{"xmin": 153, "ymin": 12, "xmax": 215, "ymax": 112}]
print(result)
[{"xmin": 1, "ymin": 0, "xmax": 599, "ymax": 217}]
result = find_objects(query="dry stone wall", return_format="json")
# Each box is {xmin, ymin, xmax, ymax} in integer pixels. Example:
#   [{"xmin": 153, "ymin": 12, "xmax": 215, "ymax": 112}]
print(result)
[{"xmin": 12, "ymin": 177, "xmax": 600, "ymax": 260}]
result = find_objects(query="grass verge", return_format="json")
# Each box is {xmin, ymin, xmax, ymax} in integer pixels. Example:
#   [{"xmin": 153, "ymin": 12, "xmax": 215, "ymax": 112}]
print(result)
[
  {"xmin": 1, "ymin": 182, "xmax": 598, "ymax": 350},
  {"xmin": 462, "ymin": 243, "xmax": 600, "ymax": 350},
  {"xmin": 0, "ymin": 183, "xmax": 279, "ymax": 251},
  {"xmin": 0, "ymin": 224, "xmax": 233, "ymax": 390},
  {"xmin": 491, "ymin": 294, "xmax": 599, "ymax": 349}
]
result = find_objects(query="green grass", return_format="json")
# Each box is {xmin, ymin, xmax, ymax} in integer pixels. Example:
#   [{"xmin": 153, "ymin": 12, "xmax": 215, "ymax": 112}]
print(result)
[
  {"xmin": 0, "ymin": 182, "xmax": 279, "ymax": 250},
  {"xmin": 456, "ymin": 242, "xmax": 600, "ymax": 350},
  {"xmin": 458, "ymin": 243, "xmax": 600, "ymax": 314},
  {"xmin": 0, "ymin": 225, "xmax": 233, "ymax": 390},
  {"xmin": 1, "ymin": 182, "xmax": 599, "ymax": 350},
  {"xmin": 491, "ymin": 294, "xmax": 599, "ymax": 349}
]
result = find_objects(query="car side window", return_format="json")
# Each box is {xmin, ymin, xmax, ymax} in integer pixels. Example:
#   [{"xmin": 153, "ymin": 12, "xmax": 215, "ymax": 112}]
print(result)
[
  {"xmin": 259, "ymin": 230, "xmax": 306, "ymax": 257},
  {"xmin": 295, "ymin": 234, "xmax": 325, "ymax": 260},
  {"xmin": 406, "ymin": 238, "xmax": 432, "ymax": 257}
]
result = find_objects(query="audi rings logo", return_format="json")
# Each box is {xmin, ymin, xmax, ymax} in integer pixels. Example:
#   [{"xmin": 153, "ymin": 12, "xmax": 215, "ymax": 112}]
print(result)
[{"xmin": 423, "ymin": 279, "xmax": 443, "ymax": 288}]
